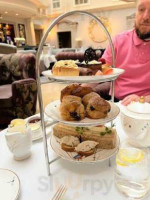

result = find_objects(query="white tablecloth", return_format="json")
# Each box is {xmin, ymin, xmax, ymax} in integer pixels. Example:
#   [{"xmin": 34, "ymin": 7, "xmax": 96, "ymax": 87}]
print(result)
[{"xmin": 0, "ymin": 114, "xmax": 149, "ymax": 200}]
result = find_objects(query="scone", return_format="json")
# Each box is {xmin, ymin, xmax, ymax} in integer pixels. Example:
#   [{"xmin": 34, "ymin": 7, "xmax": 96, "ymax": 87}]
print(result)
[
  {"xmin": 61, "ymin": 84, "xmax": 94, "ymax": 101},
  {"xmin": 60, "ymin": 100, "xmax": 85, "ymax": 121},
  {"xmin": 82, "ymin": 92, "xmax": 100, "ymax": 107},
  {"xmin": 61, "ymin": 84, "xmax": 80, "ymax": 101},
  {"xmin": 86, "ymin": 96, "xmax": 111, "ymax": 119},
  {"xmin": 75, "ymin": 141, "xmax": 99, "ymax": 156},
  {"xmin": 52, "ymin": 60, "xmax": 80, "ymax": 76},
  {"xmin": 62, "ymin": 95, "xmax": 82, "ymax": 104},
  {"xmin": 71, "ymin": 85, "xmax": 93, "ymax": 98}
]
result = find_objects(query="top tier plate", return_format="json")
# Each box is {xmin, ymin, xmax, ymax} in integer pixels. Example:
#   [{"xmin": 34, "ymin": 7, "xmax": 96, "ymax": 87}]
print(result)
[{"xmin": 42, "ymin": 68, "xmax": 124, "ymax": 83}]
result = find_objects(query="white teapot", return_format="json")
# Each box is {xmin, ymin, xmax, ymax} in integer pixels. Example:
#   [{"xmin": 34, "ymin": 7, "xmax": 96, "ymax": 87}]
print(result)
[
  {"xmin": 5, "ymin": 124, "xmax": 32, "ymax": 160},
  {"xmin": 120, "ymin": 99, "xmax": 150, "ymax": 147}
]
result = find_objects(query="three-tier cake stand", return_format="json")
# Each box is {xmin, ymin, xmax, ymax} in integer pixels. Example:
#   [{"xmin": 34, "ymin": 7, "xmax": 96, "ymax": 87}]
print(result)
[{"xmin": 36, "ymin": 11, "xmax": 120, "ymax": 176}]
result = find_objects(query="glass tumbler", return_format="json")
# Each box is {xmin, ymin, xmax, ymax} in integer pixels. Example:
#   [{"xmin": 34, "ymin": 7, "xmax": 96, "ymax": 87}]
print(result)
[{"xmin": 114, "ymin": 147, "xmax": 150, "ymax": 199}]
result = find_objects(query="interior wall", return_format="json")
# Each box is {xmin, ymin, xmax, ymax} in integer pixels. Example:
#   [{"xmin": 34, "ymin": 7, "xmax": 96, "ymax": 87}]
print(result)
[
  {"xmin": 0, "ymin": 16, "xmax": 36, "ymax": 46},
  {"xmin": 43, "ymin": 7, "xmax": 135, "ymax": 49},
  {"xmin": 0, "ymin": 16, "xmax": 26, "ymax": 41}
]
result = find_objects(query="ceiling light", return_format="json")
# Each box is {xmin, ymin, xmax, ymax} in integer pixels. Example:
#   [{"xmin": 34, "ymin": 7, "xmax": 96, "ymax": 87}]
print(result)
[
  {"xmin": 16, "ymin": 13, "xmax": 19, "ymax": 16},
  {"xmin": 5, "ymin": 11, "xmax": 8, "ymax": 14},
  {"xmin": 0, "ymin": 14, "xmax": 3, "ymax": 19}
]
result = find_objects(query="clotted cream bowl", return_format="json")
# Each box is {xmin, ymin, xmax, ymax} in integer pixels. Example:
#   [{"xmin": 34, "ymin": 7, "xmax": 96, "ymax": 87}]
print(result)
[{"xmin": 119, "ymin": 100, "xmax": 150, "ymax": 147}]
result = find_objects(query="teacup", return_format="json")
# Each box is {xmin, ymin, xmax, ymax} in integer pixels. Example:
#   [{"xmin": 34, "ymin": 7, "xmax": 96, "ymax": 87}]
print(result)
[{"xmin": 5, "ymin": 124, "xmax": 32, "ymax": 161}]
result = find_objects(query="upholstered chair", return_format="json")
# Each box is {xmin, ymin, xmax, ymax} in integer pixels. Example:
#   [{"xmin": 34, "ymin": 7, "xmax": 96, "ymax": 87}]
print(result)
[
  {"xmin": 0, "ymin": 53, "xmax": 37, "ymax": 126},
  {"xmin": 0, "ymin": 43, "xmax": 17, "ymax": 54}
]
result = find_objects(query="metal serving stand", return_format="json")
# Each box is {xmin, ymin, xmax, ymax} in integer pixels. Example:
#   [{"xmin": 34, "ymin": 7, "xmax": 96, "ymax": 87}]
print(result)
[{"xmin": 36, "ymin": 11, "xmax": 115, "ymax": 176}]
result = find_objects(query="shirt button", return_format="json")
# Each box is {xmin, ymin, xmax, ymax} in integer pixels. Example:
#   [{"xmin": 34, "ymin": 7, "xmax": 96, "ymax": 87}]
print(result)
[{"xmin": 144, "ymin": 43, "xmax": 146, "ymax": 45}]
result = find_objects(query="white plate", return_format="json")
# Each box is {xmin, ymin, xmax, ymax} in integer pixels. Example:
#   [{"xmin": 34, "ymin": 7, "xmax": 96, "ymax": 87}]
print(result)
[
  {"xmin": 0, "ymin": 169, "xmax": 20, "ymax": 200},
  {"xmin": 26, "ymin": 114, "xmax": 53, "ymax": 141},
  {"xmin": 50, "ymin": 134, "xmax": 120, "ymax": 163},
  {"xmin": 42, "ymin": 68, "xmax": 124, "ymax": 83},
  {"xmin": 45, "ymin": 100, "xmax": 120, "ymax": 126}
]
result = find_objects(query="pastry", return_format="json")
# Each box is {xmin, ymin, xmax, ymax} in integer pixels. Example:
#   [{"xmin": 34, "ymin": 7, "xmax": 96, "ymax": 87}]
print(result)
[
  {"xmin": 71, "ymin": 85, "xmax": 93, "ymax": 98},
  {"xmin": 53, "ymin": 123, "xmax": 117, "ymax": 149},
  {"xmin": 86, "ymin": 96, "xmax": 111, "ymax": 119},
  {"xmin": 52, "ymin": 60, "xmax": 80, "ymax": 76},
  {"xmin": 60, "ymin": 100, "xmax": 85, "ymax": 121},
  {"xmin": 61, "ymin": 84, "xmax": 94, "ymax": 101},
  {"xmin": 82, "ymin": 92, "xmax": 100, "ymax": 107},
  {"xmin": 77, "ymin": 60, "xmax": 102, "ymax": 75},
  {"xmin": 60, "ymin": 136, "xmax": 80, "ymax": 152},
  {"xmin": 79, "ymin": 67, "xmax": 93, "ymax": 76},
  {"xmin": 62, "ymin": 95, "xmax": 82, "ymax": 103},
  {"xmin": 60, "ymin": 84, "xmax": 80, "ymax": 101},
  {"xmin": 75, "ymin": 141, "xmax": 99, "ymax": 156}
]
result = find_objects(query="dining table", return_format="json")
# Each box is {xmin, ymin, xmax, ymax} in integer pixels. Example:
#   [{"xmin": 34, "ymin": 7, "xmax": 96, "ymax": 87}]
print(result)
[{"xmin": 0, "ymin": 112, "xmax": 150, "ymax": 200}]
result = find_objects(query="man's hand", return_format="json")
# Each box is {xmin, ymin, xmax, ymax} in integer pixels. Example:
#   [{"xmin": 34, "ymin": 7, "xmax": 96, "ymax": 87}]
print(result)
[{"xmin": 121, "ymin": 94, "xmax": 140, "ymax": 106}]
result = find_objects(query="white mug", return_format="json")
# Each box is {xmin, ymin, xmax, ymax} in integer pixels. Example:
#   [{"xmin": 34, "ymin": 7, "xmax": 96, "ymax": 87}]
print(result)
[{"xmin": 5, "ymin": 125, "xmax": 32, "ymax": 161}]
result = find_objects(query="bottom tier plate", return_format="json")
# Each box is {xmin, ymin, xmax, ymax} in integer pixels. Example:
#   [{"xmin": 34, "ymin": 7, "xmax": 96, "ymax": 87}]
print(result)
[{"xmin": 50, "ymin": 134, "xmax": 120, "ymax": 164}]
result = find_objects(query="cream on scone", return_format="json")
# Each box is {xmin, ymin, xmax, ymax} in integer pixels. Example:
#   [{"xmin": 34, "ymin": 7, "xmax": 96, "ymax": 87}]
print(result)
[{"xmin": 60, "ymin": 136, "xmax": 80, "ymax": 152}]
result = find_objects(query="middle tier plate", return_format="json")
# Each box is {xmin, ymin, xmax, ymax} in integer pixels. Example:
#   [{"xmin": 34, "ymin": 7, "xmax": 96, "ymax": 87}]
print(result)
[{"xmin": 45, "ymin": 100, "xmax": 120, "ymax": 126}]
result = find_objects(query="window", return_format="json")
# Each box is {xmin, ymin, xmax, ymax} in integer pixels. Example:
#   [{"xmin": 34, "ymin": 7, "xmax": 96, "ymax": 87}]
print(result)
[
  {"xmin": 52, "ymin": 0, "xmax": 60, "ymax": 9},
  {"xmin": 75, "ymin": 0, "xmax": 89, "ymax": 5}
]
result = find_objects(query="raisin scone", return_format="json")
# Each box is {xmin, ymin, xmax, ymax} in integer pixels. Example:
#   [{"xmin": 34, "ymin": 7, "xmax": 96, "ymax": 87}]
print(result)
[
  {"xmin": 60, "ymin": 100, "xmax": 85, "ymax": 121},
  {"xmin": 61, "ymin": 84, "xmax": 94, "ymax": 101},
  {"xmin": 82, "ymin": 92, "xmax": 100, "ymax": 107},
  {"xmin": 62, "ymin": 95, "xmax": 82, "ymax": 104},
  {"xmin": 86, "ymin": 96, "xmax": 111, "ymax": 119},
  {"xmin": 60, "ymin": 84, "xmax": 80, "ymax": 101}
]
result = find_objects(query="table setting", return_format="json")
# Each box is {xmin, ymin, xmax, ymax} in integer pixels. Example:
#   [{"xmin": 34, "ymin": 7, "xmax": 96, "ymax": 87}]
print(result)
[{"xmin": 1, "ymin": 9, "xmax": 150, "ymax": 200}]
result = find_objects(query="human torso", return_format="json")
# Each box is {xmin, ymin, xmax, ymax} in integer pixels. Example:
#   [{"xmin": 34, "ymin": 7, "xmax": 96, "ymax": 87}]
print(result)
[{"xmin": 103, "ymin": 29, "xmax": 150, "ymax": 100}]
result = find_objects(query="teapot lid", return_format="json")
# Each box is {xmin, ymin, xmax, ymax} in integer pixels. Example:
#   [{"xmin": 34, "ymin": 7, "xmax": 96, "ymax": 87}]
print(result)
[
  {"xmin": 119, "ymin": 100, "xmax": 150, "ymax": 120},
  {"xmin": 127, "ymin": 101, "xmax": 150, "ymax": 114}
]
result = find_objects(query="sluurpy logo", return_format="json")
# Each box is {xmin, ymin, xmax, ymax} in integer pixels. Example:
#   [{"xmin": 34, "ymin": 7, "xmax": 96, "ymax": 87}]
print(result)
[{"xmin": 38, "ymin": 173, "xmax": 113, "ymax": 197}]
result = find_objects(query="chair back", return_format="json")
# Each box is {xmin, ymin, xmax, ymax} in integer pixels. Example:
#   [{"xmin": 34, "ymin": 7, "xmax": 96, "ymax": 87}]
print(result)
[{"xmin": 0, "ymin": 43, "xmax": 17, "ymax": 54}]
